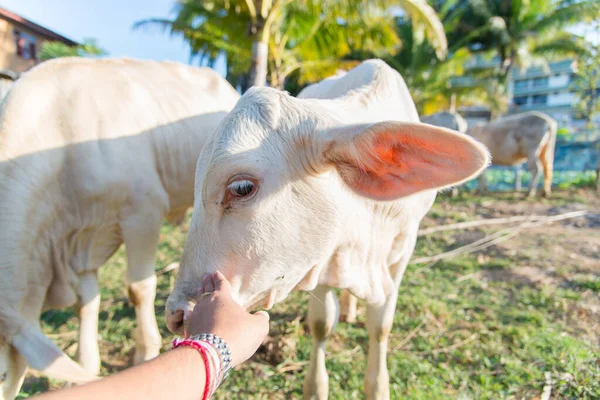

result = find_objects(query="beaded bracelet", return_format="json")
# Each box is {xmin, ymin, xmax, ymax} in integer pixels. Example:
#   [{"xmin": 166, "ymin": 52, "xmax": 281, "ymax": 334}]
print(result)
[{"xmin": 172, "ymin": 333, "xmax": 232, "ymax": 399}]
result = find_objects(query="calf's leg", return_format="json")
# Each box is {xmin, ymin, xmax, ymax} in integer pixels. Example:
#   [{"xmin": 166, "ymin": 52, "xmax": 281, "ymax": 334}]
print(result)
[
  {"xmin": 1, "ymin": 282, "xmax": 47, "ymax": 399},
  {"xmin": 75, "ymin": 271, "xmax": 101, "ymax": 375},
  {"xmin": 515, "ymin": 168, "xmax": 523, "ymax": 192},
  {"xmin": 339, "ymin": 290, "xmax": 357, "ymax": 323},
  {"xmin": 527, "ymin": 151, "xmax": 543, "ymax": 198},
  {"xmin": 0, "ymin": 342, "xmax": 27, "ymax": 400},
  {"xmin": 303, "ymin": 285, "xmax": 339, "ymax": 400},
  {"xmin": 538, "ymin": 140, "xmax": 554, "ymax": 198},
  {"xmin": 365, "ymin": 290, "xmax": 399, "ymax": 400},
  {"xmin": 121, "ymin": 213, "xmax": 162, "ymax": 365},
  {"xmin": 365, "ymin": 233, "xmax": 417, "ymax": 400},
  {"xmin": 477, "ymin": 173, "xmax": 488, "ymax": 193}
]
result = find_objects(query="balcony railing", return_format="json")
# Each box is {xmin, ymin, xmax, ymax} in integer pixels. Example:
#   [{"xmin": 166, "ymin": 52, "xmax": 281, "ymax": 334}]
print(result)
[
  {"xmin": 513, "ymin": 102, "xmax": 574, "ymax": 111},
  {"xmin": 512, "ymin": 84, "xmax": 571, "ymax": 95}
]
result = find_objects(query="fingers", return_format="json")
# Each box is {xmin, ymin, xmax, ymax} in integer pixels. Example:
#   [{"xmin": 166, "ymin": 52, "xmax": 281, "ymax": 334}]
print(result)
[
  {"xmin": 196, "ymin": 272, "xmax": 232, "ymax": 302},
  {"xmin": 212, "ymin": 271, "xmax": 232, "ymax": 294},
  {"xmin": 252, "ymin": 310, "xmax": 271, "ymax": 335},
  {"xmin": 203, "ymin": 274, "xmax": 215, "ymax": 293},
  {"xmin": 253, "ymin": 310, "xmax": 270, "ymax": 323},
  {"xmin": 195, "ymin": 274, "xmax": 214, "ymax": 302}
]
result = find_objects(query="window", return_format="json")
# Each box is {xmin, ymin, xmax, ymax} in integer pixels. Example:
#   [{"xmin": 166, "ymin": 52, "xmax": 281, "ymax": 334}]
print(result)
[
  {"xmin": 533, "ymin": 77, "xmax": 548, "ymax": 87},
  {"xmin": 513, "ymin": 96, "xmax": 528, "ymax": 106},
  {"xmin": 13, "ymin": 29, "xmax": 37, "ymax": 61},
  {"xmin": 29, "ymin": 42, "xmax": 37, "ymax": 60},
  {"xmin": 514, "ymin": 79, "xmax": 528, "ymax": 89},
  {"xmin": 532, "ymin": 94, "xmax": 547, "ymax": 104},
  {"xmin": 14, "ymin": 30, "xmax": 22, "ymax": 56}
]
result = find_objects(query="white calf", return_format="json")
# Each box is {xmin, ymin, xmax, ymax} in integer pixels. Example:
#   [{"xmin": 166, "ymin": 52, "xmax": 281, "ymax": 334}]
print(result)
[
  {"xmin": 166, "ymin": 60, "xmax": 489, "ymax": 399},
  {"xmin": 0, "ymin": 57, "xmax": 239, "ymax": 399}
]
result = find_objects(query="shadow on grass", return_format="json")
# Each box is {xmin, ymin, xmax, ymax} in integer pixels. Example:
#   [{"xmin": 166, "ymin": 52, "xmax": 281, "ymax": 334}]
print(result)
[
  {"xmin": 17, "ymin": 376, "xmax": 49, "ymax": 399},
  {"xmin": 41, "ymin": 309, "xmax": 75, "ymax": 330}
]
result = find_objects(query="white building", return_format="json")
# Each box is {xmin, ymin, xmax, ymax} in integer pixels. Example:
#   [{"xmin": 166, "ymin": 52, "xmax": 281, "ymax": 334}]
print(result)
[
  {"xmin": 508, "ymin": 59, "xmax": 583, "ymax": 128},
  {"xmin": 454, "ymin": 57, "xmax": 598, "ymax": 130}
]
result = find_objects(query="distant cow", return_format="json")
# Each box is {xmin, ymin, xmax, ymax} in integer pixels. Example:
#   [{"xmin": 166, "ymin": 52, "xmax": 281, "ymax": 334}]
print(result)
[
  {"xmin": 422, "ymin": 111, "xmax": 468, "ymax": 133},
  {"xmin": 165, "ymin": 60, "xmax": 489, "ymax": 400},
  {"xmin": 468, "ymin": 111, "xmax": 557, "ymax": 197},
  {"xmin": 0, "ymin": 58, "xmax": 239, "ymax": 399},
  {"xmin": 421, "ymin": 111, "xmax": 469, "ymax": 198}
]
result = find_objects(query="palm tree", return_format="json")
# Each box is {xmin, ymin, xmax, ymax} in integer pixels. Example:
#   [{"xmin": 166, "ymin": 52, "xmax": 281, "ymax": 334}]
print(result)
[
  {"xmin": 134, "ymin": 2, "xmax": 249, "ymax": 89},
  {"xmin": 418, "ymin": 0, "xmax": 600, "ymax": 115},
  {"xmin": 266, "ymin": 1, "xmax": 403, "ymax": 89},
  {"xmin": 135, "ymin": 0, "xmax": 448, "ymax": 90},
  {"xmin": 454, "ymin": 0, "xmax": 599, "ymax": 83},
  {"xmin": 344, "ymin": 0, "xmax": 486, "ymax": 114}
]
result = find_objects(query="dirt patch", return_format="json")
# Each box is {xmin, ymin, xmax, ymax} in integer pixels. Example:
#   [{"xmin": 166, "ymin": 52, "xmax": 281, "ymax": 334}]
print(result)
[
  {"xmin": 478, "ymin": 265, "xmax": 558, "ymax": 286},
  {"xmin": 428, "ymin": 190, "xmax": 600, "ymax": 346},
  {"xmin": 428, "ymin": 190, "xmax": 600, "ymax": 276}
]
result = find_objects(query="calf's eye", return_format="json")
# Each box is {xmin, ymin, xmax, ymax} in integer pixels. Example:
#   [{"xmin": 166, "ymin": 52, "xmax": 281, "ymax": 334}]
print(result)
[
  {"xmin": 228, "ymin": 180, "xmax": 255, "ymax": 197},
  {"xmin": 222, "ymin": 176, "xmax": 260, "ymax": 209}
]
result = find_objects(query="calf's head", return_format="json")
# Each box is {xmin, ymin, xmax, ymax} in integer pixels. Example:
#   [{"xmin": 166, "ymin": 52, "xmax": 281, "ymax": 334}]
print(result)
[{"xmin": 166, "ymin": 88, "xmax": 489, "ymax": 333}]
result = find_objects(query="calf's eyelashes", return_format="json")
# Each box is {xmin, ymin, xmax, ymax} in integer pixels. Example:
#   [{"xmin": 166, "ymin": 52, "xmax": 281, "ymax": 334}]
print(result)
[{"xmin": 222, "ymin": 175, "xmax": 260, "ymax": 209}]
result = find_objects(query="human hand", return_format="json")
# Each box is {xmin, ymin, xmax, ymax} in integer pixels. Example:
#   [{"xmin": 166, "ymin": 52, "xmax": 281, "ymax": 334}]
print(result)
[{"xmin": 184, "ymin": 272, "xmax": 270, "ymax": 367}]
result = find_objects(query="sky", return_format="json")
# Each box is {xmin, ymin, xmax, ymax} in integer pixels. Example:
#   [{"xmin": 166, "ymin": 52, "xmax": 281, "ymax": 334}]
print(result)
[
  {"xmin": 2, "ymin": 0, "xmax": 597, "ymax": 77},
  {"xmin": 1, "ymin": 0, "xmax": 227, "ymax": 75}
]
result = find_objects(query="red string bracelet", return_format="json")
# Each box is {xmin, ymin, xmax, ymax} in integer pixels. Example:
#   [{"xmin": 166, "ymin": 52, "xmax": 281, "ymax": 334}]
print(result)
[{"xmin": 173, "ymin": 339, "xmax": 213, "ymax": 400}]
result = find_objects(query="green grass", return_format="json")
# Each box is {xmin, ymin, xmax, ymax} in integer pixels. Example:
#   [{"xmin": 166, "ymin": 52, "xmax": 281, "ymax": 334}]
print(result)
[
  {"xmin": 19, "ymin": 190, "xmax": 600, "ymax": 399},
  {"xmin": 570, "ymin": 278, "xmax": 600, "ymax": 293},
  {"xmin": 557, "ymin": 172, "xmax": 598, "ymax": 190}
]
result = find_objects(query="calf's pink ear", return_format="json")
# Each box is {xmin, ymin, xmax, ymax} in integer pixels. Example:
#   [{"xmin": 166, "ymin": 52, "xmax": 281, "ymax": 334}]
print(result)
[{"xmin": 319, "ymin": 121, "xmax": 490, "ymax": 201}]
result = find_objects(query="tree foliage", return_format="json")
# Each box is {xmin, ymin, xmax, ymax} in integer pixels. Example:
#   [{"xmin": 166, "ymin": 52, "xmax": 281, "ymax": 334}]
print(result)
[
  {"xmin": 135, "ymin": 0, "xmax": 447, "ymax": 90},
  {"xmin": 572, "ymin": 44, "xmax": 600, "ymax": 127},
  {"xmin": 447, "ymin": 0, "xmax": 600, "ymax": 113},
  {"xmin": 135, "ymin": 0, "xmax": 600, "ymax": 120},
  {"xmin": 381, "ymin": 0, "xmax": 600, "ymax": 116},
  {"xmin": 451, "ymin": 0, "xmax": 598, "ymax": 75},
  {"xmin": 382, "ymin": 0, "xmax": 481, "ymax": 114},
  {"xmin": 39, "ymin": 38, "xmax": 106, "ymax": 61}
]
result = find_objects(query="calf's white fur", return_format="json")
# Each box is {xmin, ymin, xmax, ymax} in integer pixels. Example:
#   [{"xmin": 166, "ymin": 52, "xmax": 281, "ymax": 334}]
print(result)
[
  {"xmin": 0, "ymin": 57, "xmax": 239, "ymax": 399},
  {"xmin": 166, "ymin": 60, "xmax": 489, "ymax": 399}
]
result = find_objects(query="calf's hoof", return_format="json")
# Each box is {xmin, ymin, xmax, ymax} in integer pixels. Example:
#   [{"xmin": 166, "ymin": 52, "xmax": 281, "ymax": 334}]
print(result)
[{"xmin": 339, "ymin": 312, "xmax": 357, "ymax": 324}]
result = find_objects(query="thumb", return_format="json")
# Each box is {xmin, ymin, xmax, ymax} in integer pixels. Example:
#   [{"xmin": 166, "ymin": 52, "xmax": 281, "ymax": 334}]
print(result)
[
  {"xmin": 212, "ymin": 271, "xmax": 232, "ymax": 294},
  {"xmin": 252, "ymin": 310, "xmax": 271, "ymax": 334},
  {"xmin": 253, "ymin": 310, "xmax": 270, "ymax": 321}
]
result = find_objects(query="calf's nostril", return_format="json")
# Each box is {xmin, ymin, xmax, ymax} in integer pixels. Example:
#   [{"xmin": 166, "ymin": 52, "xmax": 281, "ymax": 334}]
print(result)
[{"xmin": 166, "ymin": 309, "xmax": 185, "ymax": 335}]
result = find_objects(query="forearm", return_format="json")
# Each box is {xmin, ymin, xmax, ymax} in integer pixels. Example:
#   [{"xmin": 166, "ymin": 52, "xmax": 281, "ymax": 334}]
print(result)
[{"xmin": 37, "ymin": 348, "xmax": 206, "ymax": 400}]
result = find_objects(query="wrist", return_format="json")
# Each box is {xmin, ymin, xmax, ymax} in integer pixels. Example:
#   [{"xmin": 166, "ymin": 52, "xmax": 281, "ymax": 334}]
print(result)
[
  {"xmin": 172, "ymin": 334, "xmax": 232, "ymax": 400},
  {"xmin": 172, "ymin": 346, "xmax": 207, "ymax": 368}
]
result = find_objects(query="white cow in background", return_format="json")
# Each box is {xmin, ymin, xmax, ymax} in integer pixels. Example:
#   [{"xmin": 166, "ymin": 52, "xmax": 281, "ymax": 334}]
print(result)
[
  {"xmin": 421, "ymin": 111, "xmax": 468, "ymax": 133},
  {"xmin": 0, "ymin": 58, "xmax": 240, "ymax": 399},
  {"xmin": 468, "ymin": 111, "xmax": 557, "ymax": 197},
  {"xmin": 165, "ymin": 60, "xmax": 489, "ymax": 399}
]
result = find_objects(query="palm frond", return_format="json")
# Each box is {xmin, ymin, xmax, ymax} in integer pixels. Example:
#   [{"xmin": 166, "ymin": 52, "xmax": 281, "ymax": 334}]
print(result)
[
  {"xmin": 531, "ymin": 0, "xmax": 600, "ymax": 33},
  {"xmin": 398, "ymin": 0, "xmax": 448, "ymax": 59},
  {"xmin": 532, "ymin": 32, "xmax": 590, "ymax": 58}
]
